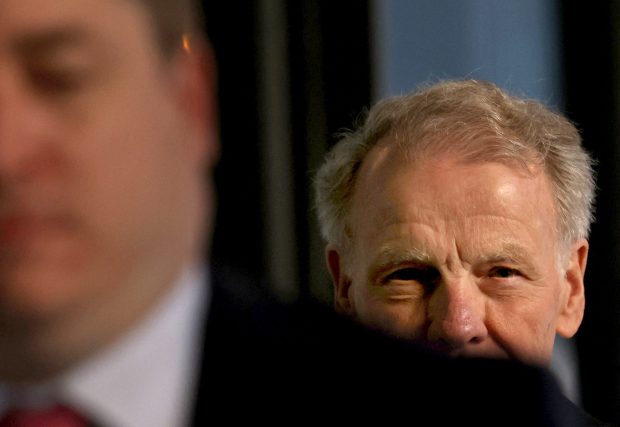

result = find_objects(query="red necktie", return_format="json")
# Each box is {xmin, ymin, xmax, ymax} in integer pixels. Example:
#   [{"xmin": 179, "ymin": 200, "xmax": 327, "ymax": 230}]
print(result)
[{"xmin": 0, "ymin": 405, "xmax": 88, "ymax": 427}]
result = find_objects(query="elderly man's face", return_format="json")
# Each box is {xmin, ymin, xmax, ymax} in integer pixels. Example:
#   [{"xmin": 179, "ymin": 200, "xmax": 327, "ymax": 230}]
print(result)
[
  {"xmin": 327, "ymin": 140, "xmax": 587, "ymax": 365},
  {"xmin": 0, "ymin": 0, "xmax": 213, "ymax": 324}
]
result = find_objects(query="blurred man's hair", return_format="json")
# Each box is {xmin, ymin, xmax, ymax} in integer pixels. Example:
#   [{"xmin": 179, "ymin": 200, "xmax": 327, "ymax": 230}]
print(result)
[{"xmin": 139, "ymin": 0, "xmax": 204, "ymax": 57}]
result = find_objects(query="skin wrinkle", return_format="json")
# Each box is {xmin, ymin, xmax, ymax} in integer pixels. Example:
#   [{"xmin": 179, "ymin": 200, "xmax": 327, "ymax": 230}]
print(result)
[{"xmin": 367, "ymin": 218, "xmax": 546, "ymax": 279}]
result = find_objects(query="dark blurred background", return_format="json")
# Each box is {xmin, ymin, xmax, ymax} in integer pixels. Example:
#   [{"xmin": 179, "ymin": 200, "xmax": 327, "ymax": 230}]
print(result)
[{"xmin": 203, "ymin": 0, "xmax": 620, "ymax": 422}]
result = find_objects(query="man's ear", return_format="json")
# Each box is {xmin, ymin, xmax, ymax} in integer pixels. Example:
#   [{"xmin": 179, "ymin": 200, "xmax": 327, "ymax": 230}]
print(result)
[
  {"xmin": 556, "ymin": 239, "xmax": 588, "ymax": 338},
  {"xmin": 173, "ymin": 36, "xmax": 220, "ymax": 168},
  {"xmin": 326, "ymin": 246, "xmax": 356, "ymax": 317}
]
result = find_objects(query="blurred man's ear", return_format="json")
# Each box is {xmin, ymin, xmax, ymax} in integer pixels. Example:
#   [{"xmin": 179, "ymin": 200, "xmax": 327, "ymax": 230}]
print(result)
[
  {"xmin": 556, "ymin": 239, "xmax": 588, "ymax": 338},
  {"xmin": 326, "ymin": 246, "xmax": 356, "ymax": 316},
  {"xmin": 173, "ymin": 36, "xmax": 220, "ymax": 168}
]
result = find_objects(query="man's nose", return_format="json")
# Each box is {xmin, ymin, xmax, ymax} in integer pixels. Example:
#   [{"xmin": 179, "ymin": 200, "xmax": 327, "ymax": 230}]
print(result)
[
  {"xmin": 426, "ymin": 278, "xmax": 488, "ymax": 351},
  {"xmin": 0, "ymin": 82, "xmax": 50, "ymax": 179}
]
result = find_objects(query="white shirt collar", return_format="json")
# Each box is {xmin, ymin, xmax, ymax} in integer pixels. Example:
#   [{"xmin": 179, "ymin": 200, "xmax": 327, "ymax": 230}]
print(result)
[{"xmin": 0, "ymin": 265, "xmax": 210, "ymax": 427}]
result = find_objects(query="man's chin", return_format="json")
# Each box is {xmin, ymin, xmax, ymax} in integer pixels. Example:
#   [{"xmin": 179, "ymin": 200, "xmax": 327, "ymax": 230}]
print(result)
[{"xmin": 0, "ymin": 266, "xmax": 90, "ymax": 323}]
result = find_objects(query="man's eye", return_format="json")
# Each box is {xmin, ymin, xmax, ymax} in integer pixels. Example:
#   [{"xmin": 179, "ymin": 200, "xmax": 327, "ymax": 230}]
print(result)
[
  {"xmin": 385, "ymin": 268, "xmax": 439, "ymax": 286},
  {"xmin": 489, "ymin": 267, "xmax": 520, "ymax": 279},
  {"xmin": 29, "ymin": 68, "xmax": 86, "ymax": 95}
]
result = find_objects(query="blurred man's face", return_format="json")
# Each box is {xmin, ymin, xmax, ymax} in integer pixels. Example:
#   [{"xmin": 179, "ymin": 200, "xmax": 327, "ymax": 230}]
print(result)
[
  {"xmin": 327, "ymin": 140, "xmax": 587, "ymax": 365},
  {"xmin": 0, "ymin": 0, "xmax": 211, "ymax": 323}
]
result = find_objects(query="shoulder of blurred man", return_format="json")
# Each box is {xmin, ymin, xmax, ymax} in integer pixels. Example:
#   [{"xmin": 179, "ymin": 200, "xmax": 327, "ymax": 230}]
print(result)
[{"xmin": 190, "ymin": 265, "xmax": 595, "ymax": 427}]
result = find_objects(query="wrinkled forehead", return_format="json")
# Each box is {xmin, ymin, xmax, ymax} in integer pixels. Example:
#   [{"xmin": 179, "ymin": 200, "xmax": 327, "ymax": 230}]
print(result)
[
  {"xmin": 352, "ymin": 137, "xmax": 556, "ymax": 227},
  {"xmin": 358, "ymin": 134, "xmax": 541, "ymax": 188}
]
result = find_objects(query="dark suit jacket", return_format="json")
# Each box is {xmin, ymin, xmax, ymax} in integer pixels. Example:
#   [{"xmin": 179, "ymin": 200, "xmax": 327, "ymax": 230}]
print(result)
[{"xmin": 190, "ymin": 267, "xmax": 598, "ymax": 426}]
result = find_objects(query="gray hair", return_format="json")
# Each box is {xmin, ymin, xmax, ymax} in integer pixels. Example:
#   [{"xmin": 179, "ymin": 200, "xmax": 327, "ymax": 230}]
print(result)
[{"xmin": 314, "ymin": 79, "xmax": 596, "ymax": 253}]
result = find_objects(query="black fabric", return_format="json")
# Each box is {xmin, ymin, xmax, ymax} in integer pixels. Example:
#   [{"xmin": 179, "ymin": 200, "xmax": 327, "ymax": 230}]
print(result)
[{"xmin": 190, "ymin": 267, "xmax": 600, "ymax": 426}]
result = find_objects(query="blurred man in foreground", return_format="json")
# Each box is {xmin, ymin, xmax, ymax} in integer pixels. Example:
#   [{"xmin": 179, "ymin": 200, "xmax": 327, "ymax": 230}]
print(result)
[
  {"xmin": 0, "ymin": 1, "xmax": 598, "ymax": 426},
  {"xmin": 0, "ymin": 0, "xmax": 218, "ymax": 425}
]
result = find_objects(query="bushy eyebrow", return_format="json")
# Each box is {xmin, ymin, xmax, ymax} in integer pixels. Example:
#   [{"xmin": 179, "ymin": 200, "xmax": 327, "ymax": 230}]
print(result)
[
  {"xmin": 369, "ymin": 242, "xmax": 539, "ymax": 274},
  {"xmin": 479, "ymin": 243, "xmax": 536, "ymax": 267},
  {"xmin": 371, "ymin": 247, "xmax": 433, "ymax": 269}
]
